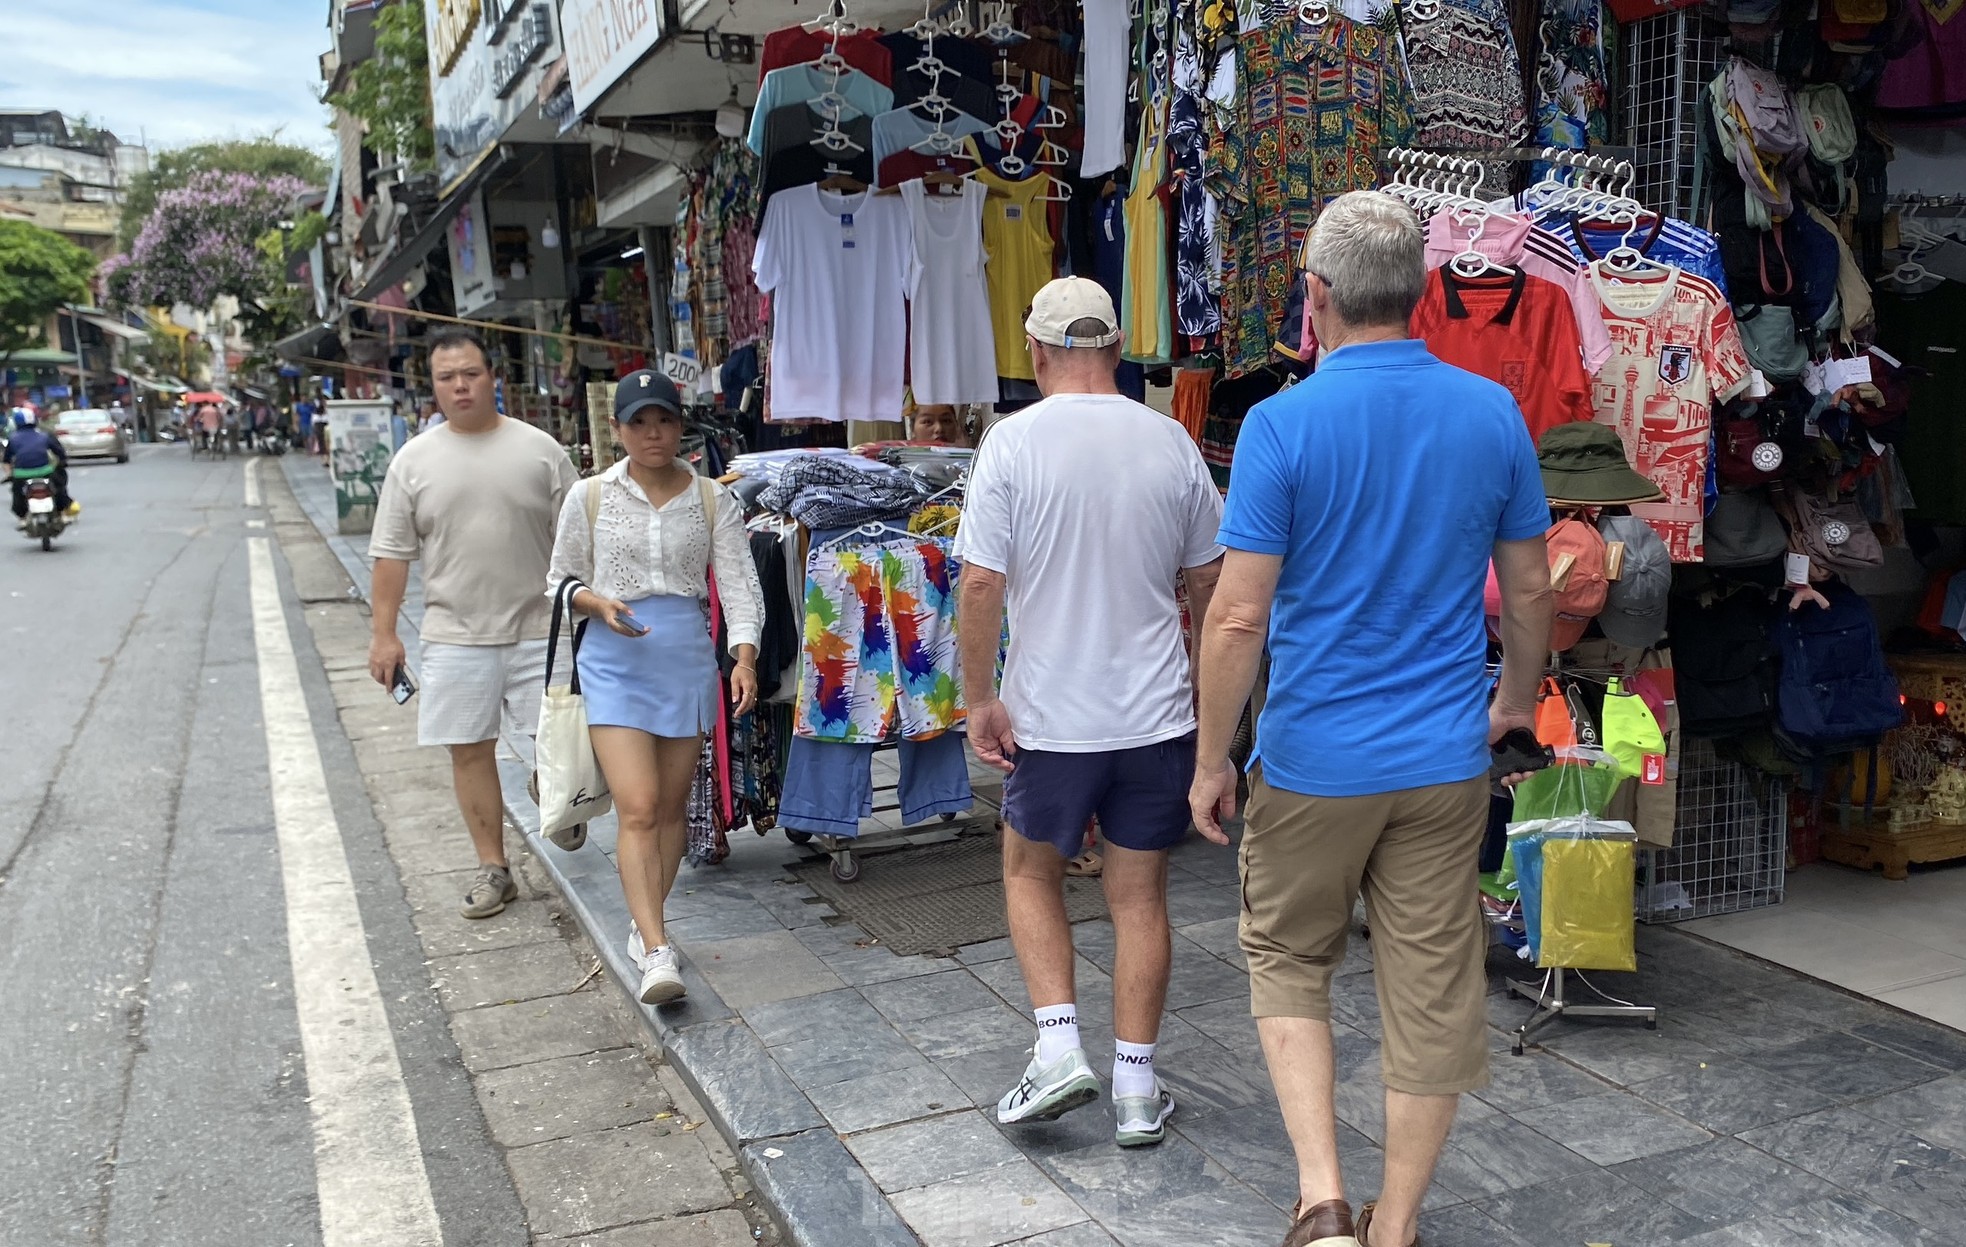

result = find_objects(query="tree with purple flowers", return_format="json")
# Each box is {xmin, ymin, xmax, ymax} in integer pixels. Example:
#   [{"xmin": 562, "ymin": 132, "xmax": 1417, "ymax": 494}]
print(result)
[{"xmin": 104, "ymin": 170, "xmax": 313, "ymax": 312}]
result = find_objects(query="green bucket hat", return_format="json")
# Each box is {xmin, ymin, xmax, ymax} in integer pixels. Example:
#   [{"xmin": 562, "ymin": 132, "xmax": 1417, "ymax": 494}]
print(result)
[{"xmin": 1538, "ymin": 422, "xmax": 1667, "ymax": 505}]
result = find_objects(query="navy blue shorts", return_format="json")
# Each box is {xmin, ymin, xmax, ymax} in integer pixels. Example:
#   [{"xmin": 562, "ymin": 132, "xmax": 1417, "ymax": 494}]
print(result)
[{"xmin": 1001, "ymin": 734, "xmax": 1197, "ymax": 858}]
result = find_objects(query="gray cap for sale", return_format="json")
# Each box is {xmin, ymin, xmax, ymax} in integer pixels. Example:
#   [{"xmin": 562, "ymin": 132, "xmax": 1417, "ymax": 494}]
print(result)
[{"xmin": 1596, "ymin": 514, "xmax": 1672, "ymax": 650}]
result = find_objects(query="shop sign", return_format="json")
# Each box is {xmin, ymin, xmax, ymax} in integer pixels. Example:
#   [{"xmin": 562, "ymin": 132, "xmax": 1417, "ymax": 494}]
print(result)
[
  {"xmin": 448, "ymin": 192, "xmax": 497, "ymax": 316},
  {"xmin": 431, "ymin": 0, "xmax": 482, "ymax": 76},
  {"xmin": 428, "ymin": 0, "xmax": 561, "ymax": 192},
  {"xmin": 492, "ymin": 5, "xmax": 553, "ymax": 99},
  {"xmin": 325, "ymin": 400, "xmax": 396, "ymax": 535},
  {"xmin": 564, "ymin": 0, "xmax": 666, "ymax": 115}
]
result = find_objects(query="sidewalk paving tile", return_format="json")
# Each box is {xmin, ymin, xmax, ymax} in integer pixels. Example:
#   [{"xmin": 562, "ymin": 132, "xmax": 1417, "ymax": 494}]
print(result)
[
  {"xmin": 742, "ymin": 1129, "xmax": 920, "ymax": 1247},
  {"xmin": 888, "ymin": 1157, "xmax": 1088, "ymax": 1247},
  {"xmin": 1175, "ymin": 918, "xmax": 1241, "ymax": 965},
  {"xmin": 1856, "ymin": 1072, "xmax": 1966, "ymax": 1152},
  {"xmin": 1003, "ymin": 1226, "xmax": 1119, "ymax": 1247},
  {"xmin": 1513, "ymin": 1090, "xmax": 1712, "ymax": 1166},
  {"xmin": 1530, "ymin": 1018, "xmax": 1732, "ymax": 1085},
  {"xmin": 1850, "ymin": 1017, "xmax": 1966, "ymax": 1071},
  {"xmin": 847, "ymin": 1111, "xmax": 1026, "ymax": 1194},
  {"xmin": 1609, "ymin": 1136, "xmax": 1830, "ymax": 1228},
  {"xmin": 743, "ymin": 987, "xmax": 889, "ymax": 1048},
  {"xmin": 1671, "ymin": 1195, "xmax": 1945, "ymax": 1247},
  {"xmin": 668, "ymin": 901, "xmax": 800, "ymax": 946},
  {"xmin": 791, "ymin": 921, "xmax": 950, "ymax": 986},
  {"xmin": 1626, "ymin": 1057, "xmax": 1837, "ymax": 1136},
  {"xmin": 667, "ymin": 1019, "xmax": 825, "ymax": 1143},
  {"xmin": 687, "ymin": 931, "xmax": 845, "ymax": 1011},
  {"xmin": 1426, "ymin": 1113, "xmax": 1600, "ymax": 1202},
  {"xmin": 1740, "ymin": 1105, "xmax": 1966, "ymax": 1234},
  {"xmin": 541, "ymin": 1209, "xmax": 758, "ymax": 1246},
  {"xmin": 449, "ymin": 991, "xmax": 630, "ymax": 1073},
  {"xmin": 1473, "ymin": 1168, "xmax": 1708, "ymax": 1247},
  {"xmin": 863, "ymin": 968, "xmax": 1008, "ymax": 1023},
  {"xmin": 1737, "ymin": 1030, "xmax": 1948, "ymax": 1103},
  {"xmin": 896, "ymin": 1003, "xmax": 1035, "ymax": 1063},
  {"xmin": 474, "ymin": 1048, "xmax": 667, "ymax": 1147},
  {"xmin": 432, "ymin": 941, "xmax": 587, "ymax": 1011},
  {"xmin": 806, "ymin": 1056, "xmax": 974, "ymax": 1136},
  {"xmin": 770, "ymin": 1022, "xmax": 924, "ymax": 1092},
  {"xmin": 506, "ymin": 1122, "xmax": 732, "ymax": 1238}
]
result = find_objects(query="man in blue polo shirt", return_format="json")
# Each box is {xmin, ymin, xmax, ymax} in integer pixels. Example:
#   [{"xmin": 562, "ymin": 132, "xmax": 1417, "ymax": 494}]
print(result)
[{"xmin": 1189, "ymin": 191, "xmax": 1554, "ymax": 1247}]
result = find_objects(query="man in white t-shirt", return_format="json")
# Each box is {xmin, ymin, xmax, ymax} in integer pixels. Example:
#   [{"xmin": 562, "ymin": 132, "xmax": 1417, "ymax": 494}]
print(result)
[
  {"xmin": 368, "ymin": 329, "xmax": 580, "ymax": 919},
  {"xmin": 955, "ymin": 278, "xmax": 1224, "ymax": 1149}
]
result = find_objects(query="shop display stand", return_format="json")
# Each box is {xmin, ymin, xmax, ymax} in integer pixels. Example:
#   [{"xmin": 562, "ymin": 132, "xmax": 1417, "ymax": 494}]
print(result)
[{"xmin": 1509, "ymin": 968, "xmax": 1657, "ymax": 1055}]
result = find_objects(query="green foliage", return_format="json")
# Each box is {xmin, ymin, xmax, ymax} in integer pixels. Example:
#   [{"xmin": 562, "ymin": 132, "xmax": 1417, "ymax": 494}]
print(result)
[
  {"xmin": 117, "ymin": 137, "xmax": 330, "ymax": 249},
  {"xmin": 331, "ymin": 0, "xmax": 436, "ymax": 171},
  {"xmin": 0, "ymin": 220, "xmax": 96, "ymax": 370}
]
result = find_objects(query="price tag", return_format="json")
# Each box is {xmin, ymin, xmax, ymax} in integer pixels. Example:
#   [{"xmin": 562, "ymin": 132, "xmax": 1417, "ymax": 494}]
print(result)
[
  {"xmin": 662, "ymin": 352, "xmax": 702, "ymax": 390},
  {"xmin": 1745, "ymin": 368, "xmax": 1772, "ymax": 399},
  {"xmin": 1005, "ymin": 204, "xmax": 1023, "ymax": 221},
  {"xmin": 1868, "ymin": 345, "xmax": 1903, "ymax": 369},
  {"xmin": 840, "ymin": 212, "xmax": 855, "ymax": 250},
  {"xmin": 1825, "ymin": 355, "xmax": 1874, "ymax": 390},
  {"xmin": 1786, "ymin": 551, "xmax": 1812, "ymax": 585},
  {"xmin": 1642, "ymin": 754, "xmax": 1667, "ymax": 786}
]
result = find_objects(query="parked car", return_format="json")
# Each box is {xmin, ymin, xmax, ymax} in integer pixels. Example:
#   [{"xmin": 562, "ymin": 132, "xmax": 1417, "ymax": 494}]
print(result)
[{"xmin": 52, "ymin": 409, "xmax": 129, "ymax": 463}]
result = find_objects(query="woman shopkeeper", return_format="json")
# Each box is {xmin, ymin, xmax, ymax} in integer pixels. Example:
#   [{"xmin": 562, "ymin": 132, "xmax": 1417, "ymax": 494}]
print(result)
[{"xmin": 546, "ymin": 369, "xmax": 767, "ymax": 1006}]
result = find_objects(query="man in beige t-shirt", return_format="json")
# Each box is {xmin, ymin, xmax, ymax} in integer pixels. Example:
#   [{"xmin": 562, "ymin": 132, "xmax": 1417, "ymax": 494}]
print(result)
[{"xmin": 369, "ymin": 329, "xmax": 580, "ymax": 918}]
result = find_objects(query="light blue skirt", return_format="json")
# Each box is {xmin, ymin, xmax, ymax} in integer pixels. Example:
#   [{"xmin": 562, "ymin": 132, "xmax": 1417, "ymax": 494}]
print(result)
[{"xmin": 577, "ymin": 595, "xmax": 719, "ymax": 738}]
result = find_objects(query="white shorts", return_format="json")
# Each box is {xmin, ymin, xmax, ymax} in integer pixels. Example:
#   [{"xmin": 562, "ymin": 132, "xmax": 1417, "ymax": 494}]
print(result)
[{"xmin": 417, "ymin": 639, "xmax": 549, "ymax": 747}]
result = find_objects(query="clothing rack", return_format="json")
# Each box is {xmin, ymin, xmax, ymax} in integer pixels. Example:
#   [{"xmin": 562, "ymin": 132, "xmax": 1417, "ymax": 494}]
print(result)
[{"xmin": 1509, "ymin": 969, "xmax": 1658, "ymax": 1054}]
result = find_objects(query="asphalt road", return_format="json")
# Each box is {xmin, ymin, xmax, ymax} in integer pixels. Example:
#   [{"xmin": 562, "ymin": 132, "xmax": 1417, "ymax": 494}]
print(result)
[{"xmin": 0, "ymin": 445, "xmax": 521, "ymax": 1247}]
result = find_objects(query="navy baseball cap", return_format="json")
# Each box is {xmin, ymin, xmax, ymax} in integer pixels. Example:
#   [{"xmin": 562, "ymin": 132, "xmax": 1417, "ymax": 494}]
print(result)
[{"xmin": 614, "ymin": 369, "xmax": 682, "ymax": 421}]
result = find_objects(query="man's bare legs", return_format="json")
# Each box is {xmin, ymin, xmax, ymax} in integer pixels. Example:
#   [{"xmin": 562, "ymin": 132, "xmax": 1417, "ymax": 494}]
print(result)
[
  {"xmin": 1257, "ymin": 1016, "xmax": 1345, "ymax": 1214},
  {"xmin": 1367, "ymin": 1091, "xmax": 1458, "ymax": 1246},
  {"xmin": 1102, "ymin": 844, "xmax": 1170, "ymax": 1045},
  {"xmin": 1004, "ymin": 828, "xmax": 1075, "ymax": 1009},
  {"xmin": 450, "ymin": 739, "xmax": 507, "ymax": 867}
]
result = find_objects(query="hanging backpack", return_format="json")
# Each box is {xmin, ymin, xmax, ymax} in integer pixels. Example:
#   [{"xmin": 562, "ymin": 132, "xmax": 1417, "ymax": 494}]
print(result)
[
  {"xmin": 1727, "ymin": 58, "xmax": 1810, "ymax": 156},
  {"xmin": 1797, "ymin": 83, "xmax": 1858, "ymax": 206},
  {"xmin": 1670, "ymin": 582, "xmax": 1779, "ymax": 737},
  {"xmin": 1773, "ymin": 580, "xmax": 1903, "ymax": 758}
]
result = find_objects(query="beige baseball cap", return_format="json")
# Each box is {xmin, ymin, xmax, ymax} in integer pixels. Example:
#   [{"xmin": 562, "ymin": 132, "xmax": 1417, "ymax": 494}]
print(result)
[{"xmin": 1024, "ymin": 277, "xmax": 1122, "ymax": 349}]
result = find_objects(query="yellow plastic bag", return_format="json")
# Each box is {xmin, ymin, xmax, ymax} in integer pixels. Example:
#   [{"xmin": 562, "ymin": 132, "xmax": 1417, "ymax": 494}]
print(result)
[{"xmin": 1539, "ymin": 830, "xmax": 1638, "ymax": 972}]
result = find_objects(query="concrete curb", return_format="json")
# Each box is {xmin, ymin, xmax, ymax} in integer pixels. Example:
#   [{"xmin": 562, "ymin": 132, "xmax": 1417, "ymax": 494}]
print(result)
[{"xmin": 277, "ymin": 457, "xmax": 919, "ymax": 1247}]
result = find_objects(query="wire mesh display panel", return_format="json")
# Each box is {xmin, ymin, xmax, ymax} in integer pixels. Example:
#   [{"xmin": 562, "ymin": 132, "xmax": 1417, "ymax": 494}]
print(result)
[
  {"xmin": 1620, "ymin": 11, "xmax": 1726, "ymax": 219},
  {"xmin": 1637, "ymin": 738, "xmax": 1788, "ymax": 923}
]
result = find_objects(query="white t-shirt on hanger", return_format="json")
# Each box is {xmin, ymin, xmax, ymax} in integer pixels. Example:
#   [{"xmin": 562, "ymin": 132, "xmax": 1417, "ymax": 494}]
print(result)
[
  {"xmin": 900, "ymin": 179, "xmax": 998, "ymax": 406},
  {"xmin": 1081, "ymin": 0, "xmax": 1129, "ymax": 179},
  {"xmin": 753, "ymin": 185, "xmax": 913, "ymax": 423}
]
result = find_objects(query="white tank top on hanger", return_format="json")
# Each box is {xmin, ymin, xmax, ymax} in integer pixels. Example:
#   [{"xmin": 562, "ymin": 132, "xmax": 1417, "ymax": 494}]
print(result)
[{"xmin": 901, "ymin": 179, "xmax": 999, "ymax": 407}]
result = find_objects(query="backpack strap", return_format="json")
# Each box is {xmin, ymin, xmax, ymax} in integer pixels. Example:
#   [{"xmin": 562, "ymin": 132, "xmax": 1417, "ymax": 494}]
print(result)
[{"xmin": 1759, "ymin": 225, "xmax": 1794, "ymax": 300}]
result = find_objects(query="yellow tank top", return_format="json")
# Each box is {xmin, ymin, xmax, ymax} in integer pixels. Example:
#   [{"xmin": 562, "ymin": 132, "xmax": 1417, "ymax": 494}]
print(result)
[
  {"xmin": 974, "ymin": 162, "xmax": 1055, "ymax": 381},
  {"xmin": 1122, "ymin": 90, "xmax": 1171, "ymax": 364}
]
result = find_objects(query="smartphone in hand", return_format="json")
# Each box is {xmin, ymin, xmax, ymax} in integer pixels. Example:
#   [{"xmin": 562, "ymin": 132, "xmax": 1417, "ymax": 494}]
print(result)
[
  {"xmin": 1489, "ymin": 728, "xmax": 1553, "ymax": 780},
  {"xmin": 391, "ymin": 665, "xmax": 417, "ymax": 705},
  {"xmin": 617, "ymin": 611, "xmax": 650, "ymax": 636}
]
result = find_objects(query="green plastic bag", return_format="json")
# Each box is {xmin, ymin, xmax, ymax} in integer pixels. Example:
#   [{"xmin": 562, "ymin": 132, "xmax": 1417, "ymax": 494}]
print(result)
[{"xmin": 1511, "ymin": 750, "xmax": 1624, "ymax": 821}]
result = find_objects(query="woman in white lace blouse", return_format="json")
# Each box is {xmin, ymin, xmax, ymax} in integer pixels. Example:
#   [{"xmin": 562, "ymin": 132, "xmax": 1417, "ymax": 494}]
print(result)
[{"xmin": 547, "ymin": 370, "xmax": 766, "ymax": 1005}]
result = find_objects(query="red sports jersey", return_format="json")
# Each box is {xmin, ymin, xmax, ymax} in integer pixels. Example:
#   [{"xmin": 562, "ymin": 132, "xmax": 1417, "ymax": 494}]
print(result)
[{"xmin": 1410, "ymin": 267, "xmax": 1595, "ymax": 441}]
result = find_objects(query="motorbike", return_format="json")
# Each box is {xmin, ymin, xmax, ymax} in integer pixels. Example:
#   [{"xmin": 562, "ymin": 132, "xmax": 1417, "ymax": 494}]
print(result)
[
  {"xmin": 20, "ymin": 478, "xmax": 66, "ymax": 551},
  {"xmin": 257, "ymin": 428, "xmax": 290, "ymax": 456}
]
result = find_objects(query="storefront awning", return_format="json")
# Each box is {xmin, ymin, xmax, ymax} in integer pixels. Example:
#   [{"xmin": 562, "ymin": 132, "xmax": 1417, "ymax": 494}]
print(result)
[
  {"xmin": 3, "ymin": 348, "xmax": 77, "ymax": 368},
  {"xmin": 350, "ymin": 151, "xmax": 508, "ymax": 303},
  {"xmin": 132, "ymin": 375, "xmax": 189, "ymax": 394},
  {"xmin": 71, "ymin": 309, "xmax": 151, "ymax": 343},
  {"xmin": 271, "ymin": 321, "xmax": 341, "ymax": 362}
]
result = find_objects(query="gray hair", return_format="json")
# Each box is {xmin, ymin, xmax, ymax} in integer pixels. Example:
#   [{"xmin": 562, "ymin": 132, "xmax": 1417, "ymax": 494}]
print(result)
[{"xmin": 1302, "ymin": 191, "xmax": 1426, "ymax": 329}]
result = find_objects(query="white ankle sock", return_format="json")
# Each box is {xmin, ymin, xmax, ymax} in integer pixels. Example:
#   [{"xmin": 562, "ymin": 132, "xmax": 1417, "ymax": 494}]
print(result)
[
  {"xmin": 1112, "ymin": 1040, "xmax": 1157, "ymax": 1099},
  {"xmin": 1034, "ymin": 1004, "xmax": 1080, "ymax": 1063}
]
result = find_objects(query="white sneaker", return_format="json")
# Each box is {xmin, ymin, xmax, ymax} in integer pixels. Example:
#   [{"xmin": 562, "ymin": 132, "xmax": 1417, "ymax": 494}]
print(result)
[
  {"xmin": 628, "ymin": 921, "xmax": 647, "ymax": 972},
  {"xmin": 997, "ymin": 1047, "xmax": 1100, "ymax": 1125},
  {"xmin": 1114, "ymin": 1078, "xmax": 1176, "ymax": 1148},
  {"xmin": 639, "ymin": 944, "xmax": 686, "ymax": 1005}
]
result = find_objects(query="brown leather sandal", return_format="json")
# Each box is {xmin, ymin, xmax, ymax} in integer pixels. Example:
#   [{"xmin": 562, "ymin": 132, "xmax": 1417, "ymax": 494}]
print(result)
[
  {"xmin": 1281, "ymin": 1198, "xmax": 1359, "ymax": 1247},
  {"xmin": 1356, "ymin": 1202, "xmax": 1420, "ymax": 1247}
]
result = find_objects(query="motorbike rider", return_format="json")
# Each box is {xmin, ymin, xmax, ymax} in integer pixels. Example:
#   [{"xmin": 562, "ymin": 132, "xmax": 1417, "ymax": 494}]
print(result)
[{"xmin": 5, "ymin": 409, "xmax": 78, "ymax": 527}]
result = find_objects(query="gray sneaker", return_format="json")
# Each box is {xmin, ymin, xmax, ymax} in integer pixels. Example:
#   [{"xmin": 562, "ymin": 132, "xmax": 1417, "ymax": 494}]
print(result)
[
  {"xmin": 547, "ymin": 821, "xmax": 588, "ymax": 852},
  {"xmin": 997, "ymin": 1048, "xmax": 1100, "ymax": 1125},
  {"xmin": 1114, "ymin": 1080, "xmax": 1175, "ymax": 1148},
  {"xmin": 460, "ymin": 865, "xmax": 517, "ymax": 918}
]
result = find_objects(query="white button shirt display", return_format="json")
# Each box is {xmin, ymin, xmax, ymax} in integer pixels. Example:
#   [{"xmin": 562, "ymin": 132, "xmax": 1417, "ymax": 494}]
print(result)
[{"xmin": 546, "ymin": 463, "xmax": 766, "ymax": 653}]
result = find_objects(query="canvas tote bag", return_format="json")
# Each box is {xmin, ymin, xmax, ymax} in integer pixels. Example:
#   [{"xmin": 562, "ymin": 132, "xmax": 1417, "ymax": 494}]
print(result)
[{"xmin": 536, "ymin": 482, "xmax": 613, "ymax": 843}]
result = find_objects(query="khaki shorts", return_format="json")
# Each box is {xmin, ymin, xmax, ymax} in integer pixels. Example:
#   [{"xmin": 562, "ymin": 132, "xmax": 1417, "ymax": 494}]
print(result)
[{"xmin": 1238, "ymin": 767, "xmax": 1490, "ymax": 1096}]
